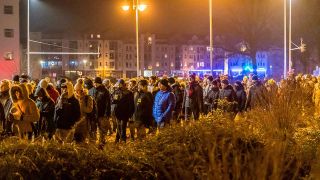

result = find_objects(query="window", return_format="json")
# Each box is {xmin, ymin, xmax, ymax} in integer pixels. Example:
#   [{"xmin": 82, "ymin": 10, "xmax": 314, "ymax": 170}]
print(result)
[
  {"xmin": 4, "ymin": 29, "xmax": 14, "ymax": 38},
  {"xmin": 4, "ymin": 6, "xmax": 13, "ymax": 14},
  {"xmin": 110, "ymin": 62, "xmax": 115, "ymax": 68}
]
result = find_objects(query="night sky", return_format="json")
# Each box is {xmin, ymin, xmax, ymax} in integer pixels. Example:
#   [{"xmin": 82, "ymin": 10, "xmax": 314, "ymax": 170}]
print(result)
[{"xmin": 20, "ymin": 0, "xmax": 320, "ymax": 46}]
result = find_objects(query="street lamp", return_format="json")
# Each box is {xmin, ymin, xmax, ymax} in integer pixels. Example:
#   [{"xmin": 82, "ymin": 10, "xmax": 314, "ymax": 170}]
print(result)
[
  {"xmin": 122, "ymin": 0, "xmax": 147, "ymax": 77},
  {"xmin": 209, "ymin": 0, "xmax": 213, "ymax": 76},
  {"xmin": 27, "ymin": 0, "xmax": 30, "ymax": 76},
  {"xmin": 284, "ymin": 0, "xmax": 287, "ymax": 79},
  {"xmin": 288, "ymin": 0, "xmax": 292, "ymax": 72},
  {"xmin": 83, "ymin": 59, "xmax": 87, "ymax": 76}
]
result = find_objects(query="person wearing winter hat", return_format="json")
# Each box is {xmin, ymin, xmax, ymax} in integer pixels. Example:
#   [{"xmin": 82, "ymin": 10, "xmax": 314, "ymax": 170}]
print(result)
[
  {"xmin": 54, "ymin": 82, "xmax": 81, "ymax": 142},
  {"xmin": 152, "ymin": 79, "xmax": 176, "ymax": 128},
  {"xmin": 112, "ymin": 78, "xmax": 134, "ymax": 143},
  {"xmin": 90, "ymin": 76, "xmax": 112, "ymax": 144},
  {"xmin": 12, "ymin": 75, "xmax": 20, "ymax": 85},
  {"xmin": 183, "ymin": 74, "xmax": 203, "ymax": 121},
  {"xmin": 219, "ymin": 79, "xmax": 236, "ymax": 102}
]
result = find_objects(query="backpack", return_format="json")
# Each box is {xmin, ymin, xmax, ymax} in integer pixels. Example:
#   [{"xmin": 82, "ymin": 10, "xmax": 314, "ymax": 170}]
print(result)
[{"xmin": 84, "ymin": 95, "xmax": 97, "ymax": 123}]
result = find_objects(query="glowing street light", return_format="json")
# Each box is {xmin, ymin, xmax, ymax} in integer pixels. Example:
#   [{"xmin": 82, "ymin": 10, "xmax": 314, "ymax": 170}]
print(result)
[
  {"xmin": 122, "ymin": 5, "xmax": 130, "ymax": 11},
  {"xmin": 138, "ymin": 4, "xmax": 147, "ymax": 11},
  {"xmin": 121, "ymin": 0, "xmax": 147, "ymax": 77}
]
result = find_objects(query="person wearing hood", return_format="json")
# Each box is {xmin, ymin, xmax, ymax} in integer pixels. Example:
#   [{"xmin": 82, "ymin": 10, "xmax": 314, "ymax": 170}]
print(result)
[
  {"xmin": 245, "ymin": 75, "xmax": 268, "ymax": 110},
  {"xmin": 152, "ymin": 79, "xmax": 176, "ymax": 128},
  {"xmin": 111, "ymin": 79, "xmax": 134, "ymax": 143},
  {"xmin": 0, "ymin": 80, "xmax": 13, "ymax": 134},
  {"xmin": 219, "ymin": 79, "xmax": 237, "ymax": 112},
  {"xmin": 9, "ymin": 84, "xmax": 40, "ymax": 138},
  {"xmin": 73, "ymin": 82, "xmax": 93, "ymax": 143},
  {"xmin": 234, "ymin": 81, "xmax": 247, "ymax": 113},
  {"xmin": 183, "ymin": 74, "xmax": 203, "ymax": 121},
  {"xmin": 206, "ymin": 80, "xmax": 220, "ymax": 112},
  {"xmin": 54, "ymin": 82, "xmax": 81, "ymax": 142},
  {"xmin": 35, "ymin": 87, "xmax": 55, "ymax": 139}
]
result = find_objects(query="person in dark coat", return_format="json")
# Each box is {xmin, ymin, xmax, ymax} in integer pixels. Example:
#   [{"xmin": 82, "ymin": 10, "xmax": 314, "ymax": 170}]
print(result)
[
  {"xmin": 35, "ymin": 87, "xmax": 55, "ymax": 139},
  {"xmin": 219, "ymin": 79, "xmax": 237, "ymax": 112},
  {"xmin": 0, "ymin": 80, "xmax": 13, "ymax": 134},
  {"xmin": 183, "ymin": 74, "xmax": 203, "ymax": 121},
  {"xmin": 245, "ymin": 75, "xmax": 268, "ymax": 110},
  {"xmin": 111, "ymin": 79, "xmax": 135, "ymax": 143},
  {"xmin": 168, "ymin": 77, "xmax": 183, "ymax": 124},
  {"xmin": 234, "ymin": 81, "xmax": 247, "ymax": 113},
  {"xmin": 130, "ymin": 79, "xmax": 153, "ymax": 140},
  {"xmin": 54, "ymin": 82, "xmax": 81, "ymax": 142},
  {"xmin": 91, "ymin": 77, "xmax": 112, "ymax": 144},
  {"xmin": 206, "ymin": 80, "xmax": 220, "ymax": 112}
]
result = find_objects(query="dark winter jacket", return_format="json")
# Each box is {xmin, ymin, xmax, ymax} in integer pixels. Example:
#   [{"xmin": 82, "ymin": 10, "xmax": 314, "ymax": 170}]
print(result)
[
  {"xmin": 245, "ymin": 81, "xmax": 267, "ymax": 110},
  {"xmin": 235, "ymin": 89, "xmax": 247, "ymax": 112},
  {"xmin": 36, "ymin": 95, "xmax": 55, "ymax": 133},
  {"xmin": 219, "ymin": 85, "xmax": 236, "ymax": 102},
  {"xmin": 0, "ymin": 91, "xmax": 13, "ymax": 132},
  {"xmin": 134, "ymin": 91, "xmax": 153, "ymax": 125},
  {"xmin": 54, "ymin": 83, "xmax": 81, "ymax": 130},
  {"xmin": 171, "ymin": 83, "xmax": 183, "ymax": 112},
  {"xmin": 153, "ymin": 90, "xmax": 176, "ymax": 124},
  {"xmin": 111, "ymin": 88, "xmax": 135, "ymax": 120},
  {"xmin": 207, "ymin": 87, "xmax": 220, "ymax": 110},
  {"xmin": 93, "ymin": 85, "xmax": 111, "ymax": 117},
  {"xmin": 183, "ymin": 82, "xmax": 204, "ymax": 111}
]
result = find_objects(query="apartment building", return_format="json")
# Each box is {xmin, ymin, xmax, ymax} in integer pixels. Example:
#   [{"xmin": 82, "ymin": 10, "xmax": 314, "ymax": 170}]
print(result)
[{"xmin": 0, "ymin": 0, "xmax": 20, "ymax": 79}]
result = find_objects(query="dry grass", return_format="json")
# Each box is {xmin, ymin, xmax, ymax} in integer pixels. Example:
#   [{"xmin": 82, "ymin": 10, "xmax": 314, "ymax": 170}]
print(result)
[{"xmin": 0, "ymin": 84, "xmax": 319, "ymax": 179}]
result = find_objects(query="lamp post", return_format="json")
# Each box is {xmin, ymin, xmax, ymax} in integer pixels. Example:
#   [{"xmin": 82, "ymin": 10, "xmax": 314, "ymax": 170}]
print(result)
[
  {"xmin": 27, "ymin": 0, "xmax": 30, "ymax": 76},
  {"xmin": 209, "ymin": 0, "xmax": 213, "ymax": 76},
  {"xmin": 83, "ymin": 59, "xmax": 87, "ymax": 77},
  {"xmin": 122, "ymin": 0, "xmax": 147, "ymax": 77},
  {"xmin": 288, "ymin": 0, "xmax": 292, "ymax": 72},
  {"xmin": 284, "ymin": 0, "xmax": 287, "ymax": 79}
]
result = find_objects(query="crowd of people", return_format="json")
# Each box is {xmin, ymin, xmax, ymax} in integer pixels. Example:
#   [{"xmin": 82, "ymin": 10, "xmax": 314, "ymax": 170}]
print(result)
[{"xmin": 0, "ymin": 72, "xmax": 317, "ymax": 144}]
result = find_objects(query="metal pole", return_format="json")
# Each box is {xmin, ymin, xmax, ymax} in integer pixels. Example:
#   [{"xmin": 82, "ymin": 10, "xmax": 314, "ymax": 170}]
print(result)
[
  {"xmin": 288, "ymin": 0, "xmax": 292, "ymax": 72},
  {"xmin": 27, "ymin": 0, "xmax": 30, "ymax": 76},
  {"xmin": 209, "ymin": 0, "xmax": 213, "ymax": 76},
  {"xmin": 135, "ymin": 0, "xmax": 140, "ymax": 77},
  {"xmin": 284, "ymin": 0, "xmax": 287, "ymax": 79}
]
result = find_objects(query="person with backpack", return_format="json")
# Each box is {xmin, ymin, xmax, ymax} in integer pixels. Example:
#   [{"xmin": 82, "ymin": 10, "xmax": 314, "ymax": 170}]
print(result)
[{"xmin": 73, "ymin": 81, "xmax": 94, "ymax": 143}]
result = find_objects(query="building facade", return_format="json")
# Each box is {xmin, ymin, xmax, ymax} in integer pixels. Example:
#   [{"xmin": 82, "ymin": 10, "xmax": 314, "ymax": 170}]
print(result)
[{"xmin": 0, "ymin": 0, "xmax": 20, "ymax": 79}]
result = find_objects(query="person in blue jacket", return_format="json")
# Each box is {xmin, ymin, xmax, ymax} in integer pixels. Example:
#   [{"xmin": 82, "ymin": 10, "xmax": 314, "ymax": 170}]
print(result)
[{"xmin": 152, "ymin": 79, "xmax": 176, "ymax": 128}]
